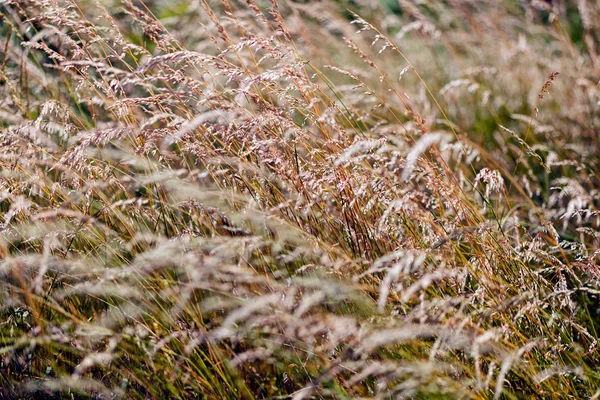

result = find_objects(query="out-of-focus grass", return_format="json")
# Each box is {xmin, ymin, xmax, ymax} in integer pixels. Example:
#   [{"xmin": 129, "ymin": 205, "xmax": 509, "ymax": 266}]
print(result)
[{"xmin": 1, "ymin": 0, "xmax": 600, "ymax": 398}]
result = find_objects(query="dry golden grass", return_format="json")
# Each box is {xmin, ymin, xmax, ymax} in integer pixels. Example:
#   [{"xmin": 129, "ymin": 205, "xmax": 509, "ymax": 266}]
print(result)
[{"xmin": 1, "ymin": 0, "xmax": 600, "ymax": 398}]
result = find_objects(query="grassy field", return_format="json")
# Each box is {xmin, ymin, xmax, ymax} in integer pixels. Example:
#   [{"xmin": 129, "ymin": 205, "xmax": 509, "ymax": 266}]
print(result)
[{"xmin": 1, "ymin": 0, "xmax": 600, "ymax": 398}]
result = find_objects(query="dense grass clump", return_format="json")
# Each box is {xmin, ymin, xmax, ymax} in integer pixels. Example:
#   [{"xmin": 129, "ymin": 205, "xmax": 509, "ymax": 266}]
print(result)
[{"xmin": 1, "ymin": 0, "xmax": 600, "ymax": 398}]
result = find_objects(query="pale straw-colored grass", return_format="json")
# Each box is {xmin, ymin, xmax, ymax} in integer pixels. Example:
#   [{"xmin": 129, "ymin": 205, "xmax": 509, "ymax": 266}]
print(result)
[{"xmin": 1, "ymin": 1, "xmax": 600, "ymax": 398}]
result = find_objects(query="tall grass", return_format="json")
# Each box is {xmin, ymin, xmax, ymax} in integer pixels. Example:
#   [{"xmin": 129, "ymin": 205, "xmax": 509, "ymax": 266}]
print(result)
[{"xmin": 1, "ymin": 0, "xmax": 600, "ymax": 398}]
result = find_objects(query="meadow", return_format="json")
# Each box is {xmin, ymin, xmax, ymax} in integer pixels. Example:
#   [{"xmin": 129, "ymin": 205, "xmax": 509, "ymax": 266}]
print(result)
[{"xmin": 1, "ymin": 0, "xmax": 600, "ymax": 398}]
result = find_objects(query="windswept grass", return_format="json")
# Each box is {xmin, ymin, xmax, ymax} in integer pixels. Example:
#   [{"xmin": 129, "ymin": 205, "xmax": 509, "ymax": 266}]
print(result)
[{"xmin": 1, "ymin": 0, "xmax": 600, "ymax": 398}]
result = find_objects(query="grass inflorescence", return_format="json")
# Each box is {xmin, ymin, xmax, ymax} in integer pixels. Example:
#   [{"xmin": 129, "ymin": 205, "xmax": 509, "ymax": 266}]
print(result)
[{"xmin": 1, "ymin": 0, "xmax": 600, "ymax": 398}]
